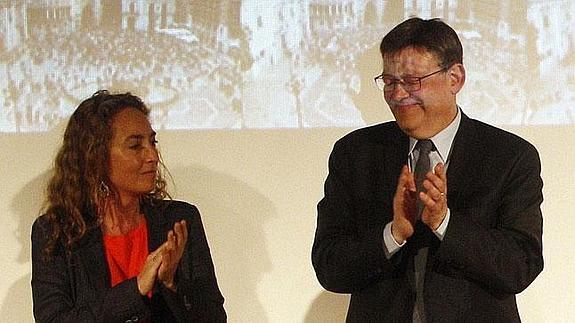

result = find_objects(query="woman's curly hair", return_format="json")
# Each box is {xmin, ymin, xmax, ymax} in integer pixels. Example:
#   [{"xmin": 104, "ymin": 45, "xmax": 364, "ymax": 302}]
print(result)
[{"xmin": 42, "ymin": 90, "xmax": 169, "ymax": 257}]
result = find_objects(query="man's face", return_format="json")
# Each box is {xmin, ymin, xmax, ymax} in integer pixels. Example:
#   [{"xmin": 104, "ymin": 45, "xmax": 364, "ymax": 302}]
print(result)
[{"xmin": 382, "ymin": 46, "xmax": 464, "ymax": 139}]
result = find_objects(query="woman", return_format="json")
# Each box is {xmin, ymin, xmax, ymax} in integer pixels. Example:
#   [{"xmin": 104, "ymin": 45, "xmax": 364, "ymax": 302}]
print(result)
[{"xmin": 31, "ymin": 90, "xmax": 226, "ymax": 322}]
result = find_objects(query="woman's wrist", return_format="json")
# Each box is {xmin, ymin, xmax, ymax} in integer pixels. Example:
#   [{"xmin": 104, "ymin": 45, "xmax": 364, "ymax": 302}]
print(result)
[{"xmin": 162, "ymin": 280, "xmax": 177, "ymax": 292}]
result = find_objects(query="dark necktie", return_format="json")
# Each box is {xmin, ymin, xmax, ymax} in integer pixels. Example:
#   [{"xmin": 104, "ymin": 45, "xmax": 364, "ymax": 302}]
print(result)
[
  {"xmin": 412, "ymin": 139, "xmax": 433, "ymax": 323},
  {"xmin": 414, "ymin": 139, "xmax": 433, "ymax": 220}
]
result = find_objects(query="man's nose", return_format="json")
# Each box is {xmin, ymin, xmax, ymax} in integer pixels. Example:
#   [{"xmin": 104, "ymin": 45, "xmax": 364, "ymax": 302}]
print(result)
[{"xmin": 387, "ymin": 81, "xmax": 411, "ymax": 100}]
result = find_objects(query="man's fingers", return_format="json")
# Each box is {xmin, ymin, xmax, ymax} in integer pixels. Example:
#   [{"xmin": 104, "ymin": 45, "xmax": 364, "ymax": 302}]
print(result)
[
  {"xmin": 434, "ymin": 163, "xmax": 447, "ymax": 184},
  {"xmin": 396, "ymin": 165, "xmax": 415, "ymax": 194}
]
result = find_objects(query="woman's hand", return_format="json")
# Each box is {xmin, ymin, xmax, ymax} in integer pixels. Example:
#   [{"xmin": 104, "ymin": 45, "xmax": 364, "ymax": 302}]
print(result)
[
  {"xmin": 158, "ymin": 220, "xmax": 188, "ymax": 291},
  {"xmin": 137, "ymin": 244, "xmax": 166, "ymax": 295}
]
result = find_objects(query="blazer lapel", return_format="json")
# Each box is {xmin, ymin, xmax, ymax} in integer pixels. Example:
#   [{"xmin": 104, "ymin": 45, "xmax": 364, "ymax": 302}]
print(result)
[
  {"xmin": 74, "ymin": 203, "xmax": 169, "ymax": 294},
  {"xmin": 74, "ymin": 227, "xmax": 110, "ymax": 293},
  {"xmin": 376, "ymin": 123, "xmax": 410, "ymax": 190},
  {"xmin": 143, "ymin": 202, "xmax": 168, "ymax": 252},
  {"xmin": 446, "ymin": 113, "xmax": 479, "ymax": 205}
]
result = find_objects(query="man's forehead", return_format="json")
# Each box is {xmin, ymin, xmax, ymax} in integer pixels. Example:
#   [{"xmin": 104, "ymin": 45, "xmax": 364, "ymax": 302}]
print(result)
[
  {"xmin": 382, "ymin": 47, "xmax": 440, "ymax": 70},
  {"xmin": 383, "ymin": 46, "xmax": 437, "ymax": 62}
]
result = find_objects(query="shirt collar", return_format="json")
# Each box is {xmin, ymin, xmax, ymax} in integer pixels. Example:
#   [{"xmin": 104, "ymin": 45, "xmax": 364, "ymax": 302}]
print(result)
[{"xmin": 408, "ymin": 107, "xmax": 462, "ymax": 162}]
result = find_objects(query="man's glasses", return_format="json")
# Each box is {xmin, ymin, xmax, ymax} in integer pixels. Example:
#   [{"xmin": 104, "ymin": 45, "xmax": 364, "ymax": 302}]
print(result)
[{"xmin": 374, "ymin": 67, "xmax": 447, "ymax": 92}]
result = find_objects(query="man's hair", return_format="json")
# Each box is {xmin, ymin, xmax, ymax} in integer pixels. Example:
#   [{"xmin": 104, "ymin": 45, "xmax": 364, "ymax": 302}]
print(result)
[{"xmin": 379, "ymin": 17, "xmax": 463, "ymax": 68}]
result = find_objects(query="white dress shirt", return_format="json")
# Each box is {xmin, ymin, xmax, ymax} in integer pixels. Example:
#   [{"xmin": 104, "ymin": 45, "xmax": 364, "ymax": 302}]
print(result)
[{"xmin": 383, "ymin": 108, "xmax": 462, "ymax": 258}]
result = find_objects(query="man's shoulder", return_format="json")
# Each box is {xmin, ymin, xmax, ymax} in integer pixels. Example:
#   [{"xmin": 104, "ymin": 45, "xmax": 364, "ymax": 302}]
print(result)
[
  {"xmin": 336, "ymin": 121, "xmax": 402, "ymax": 146},
  {"xmin": 464, "ymin": 116, "xmax": 536, "ymax": 151}
]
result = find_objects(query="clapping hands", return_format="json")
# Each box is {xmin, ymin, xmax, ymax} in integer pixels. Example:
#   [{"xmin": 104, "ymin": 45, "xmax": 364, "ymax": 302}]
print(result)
[{"xmin": 137, "ymin": 220, "xmax": 188, "ymax": 295}]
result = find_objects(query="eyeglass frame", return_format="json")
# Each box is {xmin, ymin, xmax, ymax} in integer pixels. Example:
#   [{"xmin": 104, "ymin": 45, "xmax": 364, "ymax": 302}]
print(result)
[{"xmin": 373, "ymin": 67, "xmax": 448, "ymax": 92}]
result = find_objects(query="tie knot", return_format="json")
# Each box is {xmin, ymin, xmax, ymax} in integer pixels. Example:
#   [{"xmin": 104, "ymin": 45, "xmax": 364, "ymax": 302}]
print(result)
[{"xmin": 415, "ymin": 139, "xmax": 434, "ymax": 156}]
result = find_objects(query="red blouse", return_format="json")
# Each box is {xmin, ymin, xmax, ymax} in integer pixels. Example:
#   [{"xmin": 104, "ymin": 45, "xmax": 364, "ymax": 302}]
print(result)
[{"xmin": 103, "ymin": 219, "xmax": 149, "ymax": 288}]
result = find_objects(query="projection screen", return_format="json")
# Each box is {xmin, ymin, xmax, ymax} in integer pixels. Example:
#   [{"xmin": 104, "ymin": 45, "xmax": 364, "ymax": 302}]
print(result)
[{"xmin": 1, "ymin": 0, "xmax": 574, "ymax": 133}]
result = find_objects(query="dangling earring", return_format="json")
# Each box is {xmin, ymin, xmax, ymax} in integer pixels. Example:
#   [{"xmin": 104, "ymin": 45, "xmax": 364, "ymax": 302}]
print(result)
[
  {"xmin": 99, "ymin": 181, "xmax": 111, "ymax": 198},
  {"xmin": 154, "ymin": 173, "xmax": 167, "ymax": 199}
]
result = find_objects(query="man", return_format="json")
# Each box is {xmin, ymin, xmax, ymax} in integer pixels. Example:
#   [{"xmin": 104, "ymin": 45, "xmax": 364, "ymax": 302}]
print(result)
[{"xmin": 312, "ymin": 17, "xmax": 543, "ymax": 322}]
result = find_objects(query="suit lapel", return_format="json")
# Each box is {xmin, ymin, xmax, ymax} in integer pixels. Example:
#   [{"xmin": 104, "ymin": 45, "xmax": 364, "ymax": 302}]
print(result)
[
  {"xmin": 75, "ymin": 226, "xmax": 110, "ymax": 293},
  {"xmin": 446, "ymin": 113, "xmax": 479, "ymax": 204},
  {"xmin": 74, "ymin": 203, "xmax": 169, "ymax": 295},
  {"xmin": 376, "ymin": 123, "xmax": 410, "ymax": 190},
  {"xmin": 143, "ymin": 202, "xmax": 168, "ymax": 252}
]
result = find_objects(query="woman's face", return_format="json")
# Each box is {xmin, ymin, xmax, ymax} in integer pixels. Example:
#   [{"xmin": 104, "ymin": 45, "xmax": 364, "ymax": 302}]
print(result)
[{"xmin": 107, "ymin": 107, "xmax": 159, "ymax": 200}]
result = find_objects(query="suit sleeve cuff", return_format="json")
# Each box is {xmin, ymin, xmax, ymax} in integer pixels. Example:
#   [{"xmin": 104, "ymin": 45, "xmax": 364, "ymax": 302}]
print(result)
[
  {"xmin": 383, "ymin": 221, "xmax": 405, "ymax": 259},
  {"xmin": 433, "ymin": 208, "xmax": 450, "ymax": 241}
]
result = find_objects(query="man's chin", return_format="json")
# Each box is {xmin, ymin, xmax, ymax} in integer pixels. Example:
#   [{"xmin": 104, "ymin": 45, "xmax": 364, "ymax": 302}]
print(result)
[
  {"xmin": 393, "ymin": 109, "xmax": 420, "ymax": 126},
  {"xmin": 392, "ymin": 103, "xmax": 422, "ymax": 115},
  {"xmin": 395, "ymin": 118, "xmax": 421, "ymax": 137}
]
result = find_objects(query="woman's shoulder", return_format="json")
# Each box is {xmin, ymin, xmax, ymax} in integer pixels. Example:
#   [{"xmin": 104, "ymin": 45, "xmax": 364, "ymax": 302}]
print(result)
[
  {"xmin": 156, "ymin": 199, "xmax": 198, "ymax": 212},
  {"xmin": 32, "ymin": 214, "xmax": 50, "ymax": 240},
  {"xmin": 32, "ymin": 213, "xmax": 60, "ymax": 240},
  {"xmin": 31, "ymin": 214, "xmax": 66, "ymax": 256},
  {"xmin": 147, "ymin": 199, "xmax": 201, "ymax": 222}
]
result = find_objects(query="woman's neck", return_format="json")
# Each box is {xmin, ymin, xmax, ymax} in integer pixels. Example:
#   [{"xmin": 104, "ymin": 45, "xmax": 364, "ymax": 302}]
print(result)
[{"xmin": 101, "ymin": 195, "xmax": 144, "ymax": 235}]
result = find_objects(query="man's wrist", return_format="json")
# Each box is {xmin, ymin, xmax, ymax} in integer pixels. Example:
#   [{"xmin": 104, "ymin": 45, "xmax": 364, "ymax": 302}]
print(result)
[
  {"xmin": 432, "ymin": 209, "xmax": 450, "ymax": 240},
  {"xmin": 390, "ymin": 224, "xmax": 406, "ymax": 244}
]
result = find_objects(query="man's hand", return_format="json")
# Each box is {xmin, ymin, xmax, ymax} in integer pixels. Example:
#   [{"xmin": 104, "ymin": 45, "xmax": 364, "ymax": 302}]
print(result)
[
  {"xmin": 420, "ymin": 163, "xmax": 448, "ymax": 230},
  {"xmin": 392, "ymin": 165, "xmax": 418, "ymax": 243}
]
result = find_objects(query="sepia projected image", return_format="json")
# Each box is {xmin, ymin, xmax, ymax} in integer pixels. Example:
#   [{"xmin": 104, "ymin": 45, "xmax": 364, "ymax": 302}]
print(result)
[{"xmin": 0, "ymin": 0, "xmax": 574, "ymax": 132}]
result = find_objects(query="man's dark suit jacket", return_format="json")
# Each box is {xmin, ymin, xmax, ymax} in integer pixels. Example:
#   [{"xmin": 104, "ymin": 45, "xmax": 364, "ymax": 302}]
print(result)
[
  {"xmin": 312, "ymin": 113, "xmax": 543, "ymax": 322},
  {"xmin": 32, "ymin": 200, "xmax": 226, "ymax": 323}
]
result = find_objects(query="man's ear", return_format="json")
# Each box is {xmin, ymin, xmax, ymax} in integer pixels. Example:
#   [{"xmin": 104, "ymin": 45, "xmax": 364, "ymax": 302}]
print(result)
[{"xmin": 448, "ymin": 63, "xmax": 465, "ymax": 95}]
